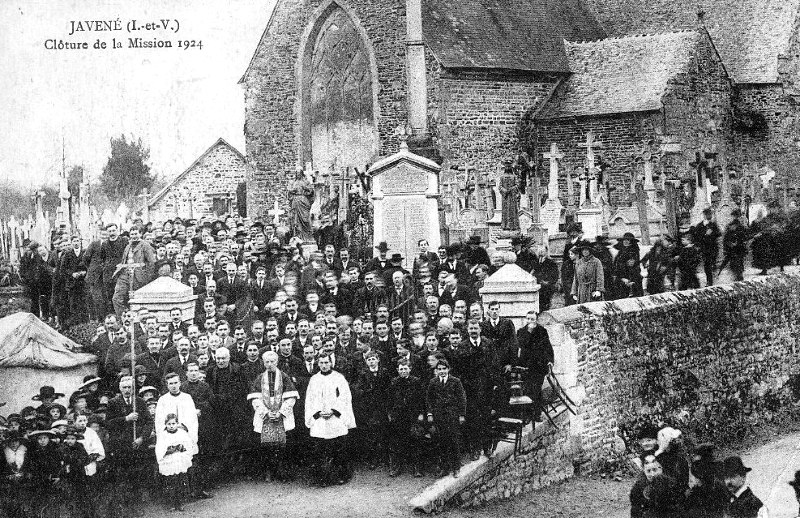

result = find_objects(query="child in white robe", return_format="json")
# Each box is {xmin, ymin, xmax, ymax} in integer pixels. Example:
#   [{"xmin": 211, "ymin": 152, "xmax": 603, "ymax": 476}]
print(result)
[{"xmin": 155, "ymin": 413, "xmax": 193, "ymax": 512}]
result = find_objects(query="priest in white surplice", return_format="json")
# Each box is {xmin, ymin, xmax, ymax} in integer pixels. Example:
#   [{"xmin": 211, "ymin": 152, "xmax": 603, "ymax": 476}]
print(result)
[
  {"xmin": 247, "ymin": 351, "xmax": 299, "ymax": 481},
  {"xmin": 304, "ymin": 354, "xmax": 356, "ymax": 486}
]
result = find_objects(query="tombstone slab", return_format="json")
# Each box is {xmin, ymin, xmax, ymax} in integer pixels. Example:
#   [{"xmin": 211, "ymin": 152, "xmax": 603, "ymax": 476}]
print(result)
[
  {"xmin": 540, "ymin": 199, "xmax": 563, "ymax": 235},
  {"xmin": 369, "ymin": 143, "xmax": 441, "ymax": 269},
  {"xmin": 576, "ymin": 206, "xmax": 604, "ymax": 240},
  {"xmin": 479, "ymin": 263, "xmax": 539, "ymax": 329},
  {"xmin": 128, "ymin": 276, "xmax": 197, "ymax": 324}
]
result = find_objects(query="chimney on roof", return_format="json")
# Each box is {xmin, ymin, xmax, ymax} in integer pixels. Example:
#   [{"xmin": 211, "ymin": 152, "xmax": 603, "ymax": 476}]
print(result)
[{"xmin": 406, "ymin": 0, "xmax": 428, "ymax": 137}]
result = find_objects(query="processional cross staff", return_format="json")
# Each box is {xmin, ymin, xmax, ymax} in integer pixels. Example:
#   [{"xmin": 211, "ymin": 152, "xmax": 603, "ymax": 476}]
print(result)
[{"xmin": 114, "ymin": 253, "xmax": 146, "ymax": 441}]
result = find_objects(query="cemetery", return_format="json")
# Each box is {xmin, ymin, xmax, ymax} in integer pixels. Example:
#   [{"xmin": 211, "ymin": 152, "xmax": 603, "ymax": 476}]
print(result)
[{"xmin": 4, "ymin": 0, "xmax": 800, "ymax": 517}]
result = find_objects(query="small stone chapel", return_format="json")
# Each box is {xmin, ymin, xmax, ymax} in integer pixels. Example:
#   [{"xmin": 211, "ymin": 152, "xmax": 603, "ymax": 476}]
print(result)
[{"xmin": 240, "ymin": 0, "xmax": 800, "ymax": 231}]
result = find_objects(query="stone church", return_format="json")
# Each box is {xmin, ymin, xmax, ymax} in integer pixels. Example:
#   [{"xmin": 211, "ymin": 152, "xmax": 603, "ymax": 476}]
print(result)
[{"xmin": 240, "ymin": 0, "xmax": 800, "ymax": 219}]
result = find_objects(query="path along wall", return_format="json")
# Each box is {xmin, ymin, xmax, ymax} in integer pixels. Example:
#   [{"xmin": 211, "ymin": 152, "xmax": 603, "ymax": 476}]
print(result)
[
  {"xmin": 420, "ymin": 274, "xmax": 800, "ymax": 511},
  {"xmin": 544, "ymin": 273, "xmax": 800, "ymax": 466}
]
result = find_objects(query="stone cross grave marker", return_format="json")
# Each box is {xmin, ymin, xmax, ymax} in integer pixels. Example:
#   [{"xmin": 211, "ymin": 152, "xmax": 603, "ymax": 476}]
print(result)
[
  {"xmin": 540, "ymin": 143, "xmax": 565, "ymax": 234},
  {"xmin": 268, "ymin": 200, "xmax": 286, "ymax": 225}
]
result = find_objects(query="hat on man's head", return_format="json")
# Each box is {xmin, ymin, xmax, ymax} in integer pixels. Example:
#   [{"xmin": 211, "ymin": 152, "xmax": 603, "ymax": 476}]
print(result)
[
  {"xmin": 27, "ymin": 429, "xmax": 56, "ymax": 439},
  {"xmin": 32, "ymin": 386, "xmax": 64, "ymax": 402},
  {"xmin": 445, "ymin": 244, "xmax": 461, "ymax": 256},
  {"xmin": 375, "ymin": 241, "xmax": 389, "ymax": 252},
  {"xmin": 389, "ymin": 253, "xmax": 404, "ymax": 263},
  {"xmin": 620, "ymin": 232, "xmax": 639, "ymax": 243},
  {"xmin": 720, "ymin": 456, "xmax": 751, "ymax": 477},
  {"xmin": 467, "ymin": 235, "xmax": 482, "ymax": 245}
]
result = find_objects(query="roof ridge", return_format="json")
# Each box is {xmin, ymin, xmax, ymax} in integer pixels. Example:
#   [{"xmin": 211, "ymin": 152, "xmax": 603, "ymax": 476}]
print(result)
[{"xmin": 567, "ymin": 28, "xmax": 698, "ymax": 46}]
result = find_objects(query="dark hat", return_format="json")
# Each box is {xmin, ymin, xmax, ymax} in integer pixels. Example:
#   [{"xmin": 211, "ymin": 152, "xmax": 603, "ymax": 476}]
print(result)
[
  {"xmin": 375, "ymin": 241, "xmax": 389, "ymax": 252},
  {"xmin": 32, "ymin": 386, "xmax": 64, "ymax": 402},
  {"xmin": 79, "ymin": 376, "xmax": 102, "ymax": 390},
  {"xmin": 94, "ymin": 404, "xmax": 108, "ymax": 414},
  {"xmin": 133, "ymin": 365, "xmax": 150, "ymax": 376},
  {"xmin": 389, "ymin": 253, "xmax": 404, "ymax": 262},
  {"xmin": 445, "ymin": 244, "xmax": 461, "ymax": 256},
  {"xmin": 620, "ymin": 232, "xmax": 639, "ymax": 243},
  {"xmin": 235, "ymin": 230, "xmax": 248, "ymax": 240},
  {"xmin": 693, "ymin": 443, "xmax": 716, "ymax": 460},
  {"xmin": 566, "ymin": 222, "xmax": 583, "ymax": 234},
  {"xmin": 250, "ymin": 221, "xmax": 265, "ymax": 229},
  {"xmin": 3, "ymin": 431, "xmax": 26, "ymax": 444},
  {"xmin": 69, "ymin": 391, "xmax": 91, "ymax": 404},
  {"xmin": 720, "ymin": 456, "xmax": 751, "ymax": 477},
  {"xmin": 20, "ymin": 406, "xmax": 36, "ymax": 419},
  {"xmin": 789, "ymin": 470, "xmax": 800, "ymax": 488},
  {"xmin": 575, "ymin": 240, "xmax": 594, "ymax": 251},
  {"xmin": 467, "ymin": 235, "xmax": 482, "ymax": 245},
  {"xmin": 63, "ymin": 426, "xmax": 84, "ymax": 440}
]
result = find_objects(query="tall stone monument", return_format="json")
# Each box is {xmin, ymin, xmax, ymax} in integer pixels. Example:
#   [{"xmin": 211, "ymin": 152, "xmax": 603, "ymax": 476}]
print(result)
[
  {"xmin": 541, "ymin": 143, "xmax": 565, "ymax": 235},
  {"xmin": 575, "ymin": 132, "xmax": 604, "ymax": 240},
  {"xmin": 369, "ymin": 141, "xmax": 441, "ymax": 269}
]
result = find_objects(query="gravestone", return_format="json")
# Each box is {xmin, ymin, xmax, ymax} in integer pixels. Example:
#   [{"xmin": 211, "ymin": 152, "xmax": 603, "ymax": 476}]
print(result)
[
  {"xmin": 540, "ymin": 143, "xmax": 565, "ymax": 235},
  {"xmin": 369, "ymin": 142, "xmax": 441, "ymax": 269}
]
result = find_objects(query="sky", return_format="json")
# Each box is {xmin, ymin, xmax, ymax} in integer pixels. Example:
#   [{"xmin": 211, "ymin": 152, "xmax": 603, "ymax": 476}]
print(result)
[{"xmin": 0, "ymin": 0, "xmax": 276, "ymax": 189}]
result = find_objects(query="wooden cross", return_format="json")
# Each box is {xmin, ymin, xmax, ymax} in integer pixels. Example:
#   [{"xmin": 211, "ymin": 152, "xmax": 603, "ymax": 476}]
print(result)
[
  {"xmin": 542, "ymin": 143, "xmax": 564, "ymax": 202},
  {"xmin": 267, "ymin": 200, "xmax": 285, "ymax": 225}
]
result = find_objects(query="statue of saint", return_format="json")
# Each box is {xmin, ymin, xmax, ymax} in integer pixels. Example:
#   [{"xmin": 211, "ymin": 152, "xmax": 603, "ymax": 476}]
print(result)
[
  {"xmin": 499, "ymin": 162, "xmax": 520, "ymax": 231},
  {"xmin": 288, "ymin": 168, "xmax": 315, "ymax": 241}
]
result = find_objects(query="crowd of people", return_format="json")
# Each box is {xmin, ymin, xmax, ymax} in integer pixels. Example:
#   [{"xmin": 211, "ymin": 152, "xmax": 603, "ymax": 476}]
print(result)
[
  {"xmin": 629, "ymin": 426, "xmax": 773, "ymax": 518},
  {"xmin": 3, "ymin": 214, "xmax": 556, "ymax": 516}
]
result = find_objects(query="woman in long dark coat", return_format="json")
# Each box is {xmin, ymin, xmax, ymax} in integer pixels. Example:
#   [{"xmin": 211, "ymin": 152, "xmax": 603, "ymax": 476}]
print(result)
[
  {"xmin": 613, "ymin": 233, "xmax": 643, "ymax": 299},
  {"xmin": 561, "ymin": 247, "xmax": 578, "ymax": 306},
  {"xmin": 532, "ymin": 245, "xmax": 559, "ymax": 311},
  {"xmin": 31, "ymin": 244, "xmax": 54, "ymax": 321}
]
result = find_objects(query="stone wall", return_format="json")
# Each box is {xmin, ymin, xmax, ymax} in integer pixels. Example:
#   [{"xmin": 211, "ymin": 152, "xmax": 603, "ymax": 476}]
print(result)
[
  {"xmin": 242, "ymin": 0, "xmax": 409, "ymax": 219},
  {"xmin": 529, "ymin": 112, "xmax": 661, "ymax": 208},
  {"xmin": 548, "ymin": 274, "xmax": 800, "ymax": 464},
  {"xmin": 731, "ymin": 84, "xmax": 800, "ymax": 189},
  {"xmin": 149, "ymin": 143, "xmax": 246, "ymax": 222},
  {"xmin": 433, "ymin": 69, "xmax": 558, "ymax": 177}
]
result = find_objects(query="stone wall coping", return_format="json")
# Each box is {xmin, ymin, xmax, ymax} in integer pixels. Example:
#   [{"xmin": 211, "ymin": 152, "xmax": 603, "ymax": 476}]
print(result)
[
  {"xmin": 408, "ymin": 409, "xmax": 569, "ymax": 513},
  {"xmin": 540, "ymin": 273, "xmax": 800, "ymax": 325}
]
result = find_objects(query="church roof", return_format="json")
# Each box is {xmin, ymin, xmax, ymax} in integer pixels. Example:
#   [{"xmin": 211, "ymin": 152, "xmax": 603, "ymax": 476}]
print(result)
[
  {"xmin": 586, "ymin": 0, "xmax": 800, "ymax": 84},
  {"xmin": 422, "ymin": 0, "xmax": 605, "ymax": 72},
  {"xmin": 148, "ymin": 138, "xmax": 245, "ymax": 207},
  {"xmin": 536, "ymin": 31, "xmax": 701, "ymax": 119}
]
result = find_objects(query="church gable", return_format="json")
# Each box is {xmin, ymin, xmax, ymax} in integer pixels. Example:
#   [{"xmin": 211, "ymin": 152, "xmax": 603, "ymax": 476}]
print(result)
[
  {"xmin": 536, "ymin": 31, "xmax": 703, "ymax": 119},
  {"xmin": 584, "ymin": 0, "xmax": 800, "ymax": 84}
]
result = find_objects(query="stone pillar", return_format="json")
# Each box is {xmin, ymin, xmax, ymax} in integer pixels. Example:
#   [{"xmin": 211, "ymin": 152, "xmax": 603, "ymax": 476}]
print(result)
[
  {"xmin": 406, "ymin": 0, "xmax": 428, "ymax": 136},
  {"xmin": 479, "ymin": 264, "xmax": 539, "ymax": 329}
]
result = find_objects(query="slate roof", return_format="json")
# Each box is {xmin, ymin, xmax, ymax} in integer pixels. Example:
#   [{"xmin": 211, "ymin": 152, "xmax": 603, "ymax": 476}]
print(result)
[
  {"xmin": 148, "ymin": 138, "xmax": 245, "ymax": 207},
  {"xmin": 536, "ymin": 31, "xmax": 701, "ymax": 119},
  {"xmin": 422, "ymin": 0, "xmax": 606, "ymax": 72},
  {"xmin": 586, "ymin": 0, "xmax": 800, "ymax": 84}
]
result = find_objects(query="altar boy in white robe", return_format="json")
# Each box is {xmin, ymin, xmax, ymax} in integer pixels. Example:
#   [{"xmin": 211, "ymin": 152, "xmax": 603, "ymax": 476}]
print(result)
[
  {"xmin": 248, "ymin": 350, "xmax": 299, "ymax": 481},
  {"xmin": 155, "ymin": 372, "xmax": 212, "ymax": 499},
  {"xmin": 304, "ymin": 354, "xmax": 356, "ymax": 486}
]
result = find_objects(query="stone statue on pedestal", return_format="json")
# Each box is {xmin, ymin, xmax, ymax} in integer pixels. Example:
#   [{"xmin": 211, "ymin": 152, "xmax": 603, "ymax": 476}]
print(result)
[
  {"xmin": 288, "ymin": 167, "xmax": 315, "ymax": 241},
  {"xmin": 499, "ymin": 162, "xmax": 520, "ymax": 231}
]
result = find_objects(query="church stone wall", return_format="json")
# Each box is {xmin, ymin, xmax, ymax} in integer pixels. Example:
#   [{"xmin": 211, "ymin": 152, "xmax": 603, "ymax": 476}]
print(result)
[
  {"xmin": 529, "ymin": 112, "xmax": 661, "ymax": 208},
  {"xmin": 149, "ymin": 144, "xmax": 246, "ymax": 223},
  {"xmin": 553, "ymin": 274, "xmax": 800, "ymax": 467},
  {"xmin": 243, "ymin": 0, "xmax": 409, "ymax": 219},
  {"xmin": 731, "ymin": 84, "xmax": 800, "ymax": 188},
  {"xmin": 433, "ymin": 70, "xmax": 559, "ymax": 176}
]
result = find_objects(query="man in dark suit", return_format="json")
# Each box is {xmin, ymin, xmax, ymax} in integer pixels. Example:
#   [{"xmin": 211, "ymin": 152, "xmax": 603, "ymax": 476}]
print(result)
[
  {"xmin": 338, "ymin": 248, "xmax": 358, "ymax": 277},
  {"xmin": 250, "ymin": 266, "xmax": 274, "ymax": 321},
  {"xmin": 481, "ymin": 301, "xmax": 517, "ymax": 353},
  {"xmin": 439, "ymin": 273, "xmax": 475, "ymax": 310},
  {"xmin": 204, "ymin": 347, "xmax": 249, "ymax": 469},
  {"xmin": 364, "ymin": 242, "xmax": 390, "ymax": 280},
  {"xmin": 425, "ymin": 359, "xmax": 466, "ymax": 477},
  {"xmin": 721, "ymin": 456, "xmax": 764, "ymax": 518},
  {"xmin": 277, "ymin": 297, "xmax": 308, "ymax": 332},
  {"xmin": 463, "ymin": 236, "xmax": 491, "ymax": 270},
  {"xmin": 216, "ymin": 263, "xmax": 245, "ymax": 318},
  {"xmin": 439, "ymin": 244, "xmax": 470, "ymax": 285},
  {"xmin": 385, "ymin": 270, "xmax": 416, "ymax": 327},
  {"xmin": 693, "ymin": 208, "xmax": 722, "ymax": 287},
  {"xmin": 321, "ymin": 244, "xmax": 340, "ymax": 274},
  {"xmin": 355, "ymin": 270, "xmax": 385, "ymax": 318},
  {"xmin": 83, "ymin": 229, "xmax": 106, "ymax": 322},
  {"xmin": 99, "ymin": 223, "xmax": 128, "ymax": 314},
  {"xmin": 321, "ymin": 271, "xmax": 354, "ymax": 317},
  {"xmin": 506, "ymin": 310, "xmax": 553, "ymax": 422},
  {"xmin": 163, "ymin": 338, "xmax": 197, "ymax": 383},
  {"xmin": 105, "ymin": 375, "xmax": 153, "ymax": 511},
  {"xmin": 412, "ymin": 239, "xmax": 440, "ymax": 279}
]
